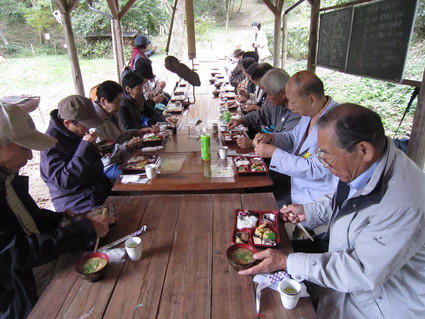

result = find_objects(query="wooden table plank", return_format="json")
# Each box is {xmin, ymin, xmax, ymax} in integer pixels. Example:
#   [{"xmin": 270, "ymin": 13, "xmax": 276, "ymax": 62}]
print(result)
[
  {"xmin": 157, "ymin": 194, "xmax": 213, "ymax": 318},
  {"xmin": 211, "ymin": 193, "xmax": 257, "ymax": 318},
  {"xmin": 104, "ymin": 195, "xmax": 182, "ymax": 319}
]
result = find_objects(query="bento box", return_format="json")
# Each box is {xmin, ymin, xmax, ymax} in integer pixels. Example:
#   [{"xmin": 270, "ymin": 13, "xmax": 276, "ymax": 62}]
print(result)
[
  {"xmin": 166, "ymin": 105, "xmax": 184, "ymax": 113},
  {"xmin": 220, "ymin": 101, "xmax": 239, "ymax": 110},
  {"xmin": 231, "ymin": 209, "xmax": 280, "ymax": 247},
  {"xmin": 221, "ymin": 130, "xmax": 248, "ymax": 143},
  {"xmin": 232, "ymin": 156, "xmax": 268, "ymax": 175},
  {"xmin": 141, "ymin": 133, "xmax": 164, "ymax": 146},
  {"xmin": 120, "ymin": 155, "xmax": 160, "ymax": 172}
]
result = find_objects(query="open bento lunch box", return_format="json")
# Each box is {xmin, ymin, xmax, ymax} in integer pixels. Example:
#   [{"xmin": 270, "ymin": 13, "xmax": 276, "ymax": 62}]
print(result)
[
  {"xmin": 232, "ymin": 156, "xmax": 268, "ymax": 175},
  {"xmin": 166, "ymin": 104, "xmax": 184, "ymax": 113},
  {"xmin": 231, "ymin": 209, "xmax": 280, "ymax": 247},
  {"xmin": 220, "ymin": 101, "xmax": 239, "ymax": 110},
  {"xmin": 120, "ymin": 155, "xmax": 160, "ymax": 172},
  {"xmin": 221, "ymin": 130, "xmax": 248, "ymax": 143},
  {"xmin": 141, "ymin": 133, "xmax": 165, "ymax": 146}
]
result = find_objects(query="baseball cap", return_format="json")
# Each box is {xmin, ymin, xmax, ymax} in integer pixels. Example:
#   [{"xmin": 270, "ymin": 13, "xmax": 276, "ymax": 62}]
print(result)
[
  {"xmin": 0, "ymin": 103, "xmax": 57, "ymax": 151},
  {"xmin": 134, "ymin": 35, "xmax": 151, "ymax": 46},
  {"xmin": 58, "ymin": 95, "xmax": 103, "ymax": 128}
]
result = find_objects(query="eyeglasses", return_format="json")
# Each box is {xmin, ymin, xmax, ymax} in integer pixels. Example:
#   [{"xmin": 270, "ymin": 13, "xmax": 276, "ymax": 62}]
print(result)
[{"xmin": 315, "ymin": 142, "xmax": 358, "ymax": 168}]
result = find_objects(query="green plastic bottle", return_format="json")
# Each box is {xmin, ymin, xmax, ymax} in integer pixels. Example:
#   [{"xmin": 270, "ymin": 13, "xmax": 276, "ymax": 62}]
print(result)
[{"xmin": 201, "ymin": 133, "xmax": 211, "ymax": 161}]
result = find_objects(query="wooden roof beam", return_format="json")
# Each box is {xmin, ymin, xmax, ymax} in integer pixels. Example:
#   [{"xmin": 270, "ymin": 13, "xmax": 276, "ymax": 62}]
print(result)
[{"xmin": 262, "ymin": 0, "xmax": 277, "ymax": 14}]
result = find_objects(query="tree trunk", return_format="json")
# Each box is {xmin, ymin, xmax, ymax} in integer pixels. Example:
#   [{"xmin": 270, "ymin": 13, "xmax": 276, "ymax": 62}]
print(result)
[{"xmin": 169, "ymin": 0, "xmax": 187, "ymax": 60}]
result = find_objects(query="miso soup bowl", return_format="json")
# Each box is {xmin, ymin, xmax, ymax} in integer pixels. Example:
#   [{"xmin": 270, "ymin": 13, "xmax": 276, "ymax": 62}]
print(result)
[
  {"xmin": 75, "ymin": 252, "xmax": 109, "ymax": 282},
  {"xmin": 226, "ymin": 243, "xmax": 259, "ymax": 271}
]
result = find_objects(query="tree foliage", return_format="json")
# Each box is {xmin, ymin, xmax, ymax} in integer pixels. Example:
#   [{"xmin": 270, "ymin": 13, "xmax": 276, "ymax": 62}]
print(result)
[
  {"xmin": 72, "ymin": 0, "xmax": 168, "ymax": 37},
  {"xmin": 22, "ymin": 1, "xmax": 57, "ymax": 34}
]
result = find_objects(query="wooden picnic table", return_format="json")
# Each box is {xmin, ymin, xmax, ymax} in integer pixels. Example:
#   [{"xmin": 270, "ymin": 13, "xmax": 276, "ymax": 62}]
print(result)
[
  {"xmin": 112, "ymin": 68, "xmax": 273, "ymax": 194},
  {"xmin": 28, "ymin": 193, "xmax": 316, "ymax": 319}
]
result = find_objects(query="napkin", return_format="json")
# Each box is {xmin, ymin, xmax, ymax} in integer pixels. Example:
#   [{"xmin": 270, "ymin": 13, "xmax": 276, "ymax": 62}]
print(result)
[
  {"xmin": 253, "ymin": 271, "xmax": 309, "ymax": 315},
  {"xmin": 120, "ymin": 174, "xmax": 149, "ymax": 184},
  {"xmin": 103, "ymin": 248, "xmax": 126, "ymax": 265}
]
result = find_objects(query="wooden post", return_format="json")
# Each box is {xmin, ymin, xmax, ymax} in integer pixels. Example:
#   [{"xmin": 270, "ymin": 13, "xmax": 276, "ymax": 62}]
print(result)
[
  {"xmin": 281, "ymin": 13, "xmax": 288, "ymax": 69},
  {"xmin": 111, "ymin": 18, "xmax": 125, "ymax": 83},
  {"xmin": 307, "ymin": 0, "xmax": 320, "ymax": 73},
  {"xmin": 273, "ymin": 13, "xmax": 281, "ymax": 66},
  {"xmin": 408, "ymin": 68, "xmax": 425, "ymax": 170},
  {"xmin": 185, "ymin": 0, "xmax": 196, "ymax": 59},
  {"xmin": 61, "ymin": 11, "xmax": 84, "ymax": 95}
]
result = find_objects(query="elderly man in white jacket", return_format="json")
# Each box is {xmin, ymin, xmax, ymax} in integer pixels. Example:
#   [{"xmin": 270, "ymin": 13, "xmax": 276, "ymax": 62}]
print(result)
[{"xmin": 241, "ymin": 103, "xmax": 425, "ymax": 318}]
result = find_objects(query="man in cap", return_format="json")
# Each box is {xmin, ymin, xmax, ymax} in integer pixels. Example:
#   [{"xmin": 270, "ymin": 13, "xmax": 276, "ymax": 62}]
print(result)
[
  {"xmin": 0, "ymin": 103, "xmax": 113, "ymax": 319},
  {"xmin": 40, "ymin": 95, "xmax": 111, "ymax": 213},
  {"xmin": 130, "ymin": 34, "xmax": 157, "ymax": 69}
]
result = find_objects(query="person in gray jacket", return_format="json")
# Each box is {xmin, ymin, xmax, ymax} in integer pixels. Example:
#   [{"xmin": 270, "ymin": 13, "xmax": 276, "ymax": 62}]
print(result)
[
  {"xmin": 254, "ymin": 70, "xmax": 338, "ymax": 206},
  {"xmin": 228, "ymin": 68, "xmax": 301, "ymax": 149},
  {"xmin": 241, "ymin": 103, "xmax": 425, "ymax": 319},
  {"xmin": 92, "ymin": 80, "xmax": 154, "ymax": 180}
]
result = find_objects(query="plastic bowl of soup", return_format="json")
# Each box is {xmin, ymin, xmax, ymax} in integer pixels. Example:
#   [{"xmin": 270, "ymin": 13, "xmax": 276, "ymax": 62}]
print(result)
[
  {"xmin": 226, "ymin": 243, "xmax": 259, "ymax": 271},
  {"xmin": 75, "ymin": 252, "xmax": 109, "ymax": 282}
]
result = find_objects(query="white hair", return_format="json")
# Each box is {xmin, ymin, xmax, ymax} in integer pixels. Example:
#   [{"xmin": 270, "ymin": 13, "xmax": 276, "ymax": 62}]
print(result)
[{"xmin": 260, "ymin": 68, "xmax": 291, "ymax": 94}]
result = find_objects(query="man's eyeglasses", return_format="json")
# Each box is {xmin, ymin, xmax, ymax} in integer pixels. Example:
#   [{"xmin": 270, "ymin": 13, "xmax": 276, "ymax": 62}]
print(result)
[{"xmin": 315, "ymin": 142, "xmax": 359, "ymax": 168}]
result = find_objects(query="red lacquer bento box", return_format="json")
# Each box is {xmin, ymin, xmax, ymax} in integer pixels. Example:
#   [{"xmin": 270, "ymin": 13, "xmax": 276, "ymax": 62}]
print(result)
[
  {"xmin": 221, "ymin": 130, "xmax": 248, "ymax": 143},
  {"xmin": 232, "ymin": 156, "xmax": 268, "ymax": 175},
  {"xmin": 120, "ymin": 155, "xmax": 160, "ymax": 172},
  {"xmin": 231, "ymin": 210, "xmax": 280, "ymax": 247},
  {"xmin": 141, "ymin": 132, "xmax": 164, "ymax": 146}
]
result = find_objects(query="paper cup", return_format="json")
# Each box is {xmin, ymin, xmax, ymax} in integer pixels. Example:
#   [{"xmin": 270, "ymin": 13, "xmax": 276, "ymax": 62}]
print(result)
[
  {"xmin": 125, "ymin": 237, "xmax": 142, "ymax": 261},
  {"xmin": 219, "ymin": 146, "xmax": 229, "ymax": 159},
  {"xmin": 279, "ymin": 278, "xmax": 301, "ymax": 310},
  {"xmin": 145, "ymin": 164, "xmax": 157, "ymax": 179}
]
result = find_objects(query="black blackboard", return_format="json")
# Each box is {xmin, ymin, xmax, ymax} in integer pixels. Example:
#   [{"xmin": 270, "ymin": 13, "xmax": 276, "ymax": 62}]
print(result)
[
  {"xmin": 317, "ymin": 7, "xmax": 353, "ymax": 70},
  {"xmin": 317, "ymin": 0, "xmax": 418, "ymax": 82},
  {"xmin": 347, "ymin": 0, "xmax": 417, "ymax": 81}
]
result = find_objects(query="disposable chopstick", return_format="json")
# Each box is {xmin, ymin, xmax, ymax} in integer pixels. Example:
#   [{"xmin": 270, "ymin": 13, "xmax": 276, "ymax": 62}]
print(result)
[
  {"xmin": 93, "ymin": 207, "xmax": 108, "ymax": 252},
  {"xmin": 98, "ymin": 226, "xmax": 147, "ymax": 252},
  {"xmin": 284, "ymin": 206, "xmax": 314, "ymax": 242}
]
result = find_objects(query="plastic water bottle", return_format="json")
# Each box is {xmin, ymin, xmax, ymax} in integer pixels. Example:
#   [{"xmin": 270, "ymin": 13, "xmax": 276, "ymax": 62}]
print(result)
[{"xmin": 201, "ymin": 133, "xmax": 211, "ymax": 161}]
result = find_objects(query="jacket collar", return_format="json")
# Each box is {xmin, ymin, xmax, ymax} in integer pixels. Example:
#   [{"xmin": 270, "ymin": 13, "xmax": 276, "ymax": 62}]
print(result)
[{"xmin": 336, "ymin": 137, "xmax": 393, "ymax": 218}]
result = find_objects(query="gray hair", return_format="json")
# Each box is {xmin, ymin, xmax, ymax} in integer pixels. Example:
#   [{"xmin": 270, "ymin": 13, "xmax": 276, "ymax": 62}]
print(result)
[
  {"xmin": 317, "ymin": 103, "xmax": 386, "ymax": 152},
  {"xmin": 260, "ymin": 68, "xmax": 291, "ymax": 94}
]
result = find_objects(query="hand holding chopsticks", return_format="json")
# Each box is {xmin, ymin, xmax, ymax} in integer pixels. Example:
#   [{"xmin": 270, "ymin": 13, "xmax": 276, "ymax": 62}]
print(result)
[
  {"xmin": 93, "ymin": 207, "xmax": 108, "ymax": 252},
  {"xmin": 281, "ymin": 205, "xmax": 314, "ymax": 242}
]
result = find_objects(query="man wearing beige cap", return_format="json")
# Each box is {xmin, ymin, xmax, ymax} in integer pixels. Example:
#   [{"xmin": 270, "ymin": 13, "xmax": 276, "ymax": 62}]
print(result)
[
  {"xmin": 0, "ymin": 103, "xmax": 113, "ymax": 319},
  {"xmin": 40, "ymin": 95, "xmax": 111, "ymax": 213}
]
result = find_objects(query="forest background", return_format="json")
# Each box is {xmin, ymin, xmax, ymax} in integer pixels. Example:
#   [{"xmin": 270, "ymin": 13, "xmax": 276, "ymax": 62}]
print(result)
[{"xmin": 0, "ymin": 0, "xmax": 424, "ymax": 208}]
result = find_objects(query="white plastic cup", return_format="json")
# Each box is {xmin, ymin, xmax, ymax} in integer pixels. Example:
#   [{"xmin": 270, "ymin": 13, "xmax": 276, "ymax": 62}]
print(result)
[
  {"xmin": 219, "ymin": 146, "xmax": 229, "ymax": 160},
  {"xmin": 278, "ymin": 278, "xmax": 301, "ymax": 310},
  {"xmin": 125, "ymin": 237, "xmax": 142, "ymax": 261},
  {"xmin": 145, "ymin": 164, "xmax": 157, "ymax": 179}
]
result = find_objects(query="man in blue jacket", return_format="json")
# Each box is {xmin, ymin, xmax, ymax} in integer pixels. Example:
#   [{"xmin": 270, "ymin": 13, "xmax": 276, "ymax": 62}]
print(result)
[
  {"xmin": 40, "ymin": 95, "xmax": 111, "ymax": 213},
  {"xmin": 0, "ymin": 103, "xmax": 113, "ymax": 319}
]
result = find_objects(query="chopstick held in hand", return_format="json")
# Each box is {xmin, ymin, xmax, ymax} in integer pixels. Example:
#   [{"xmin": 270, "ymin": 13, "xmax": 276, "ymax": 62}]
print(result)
[
  {"xmin": 283, "ymin": 205, "xmax": 314, "ymax": 242},
  {"xmin": 93, "ymin": 207, "xmax": 108, "ymax": 252}
]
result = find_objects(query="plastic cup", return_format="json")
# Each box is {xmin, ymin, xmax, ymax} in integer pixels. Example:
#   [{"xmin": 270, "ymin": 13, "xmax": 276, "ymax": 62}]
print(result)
[
  {"xmin": 279, "ymin": 278, "xmax": 301, "ymax": 310},
  {"xmin": 145, "ymin": 164, "xmax": 157, "ymax": 179},
  {"xmin": 219, "ymin": 146, "xmax": 228, "ymax": 159},
  {"xmin": 125, "ymin": 237, "xmax": 142, "ymax": 261}
]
